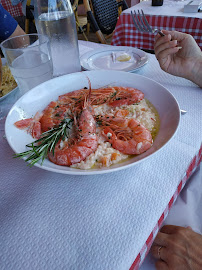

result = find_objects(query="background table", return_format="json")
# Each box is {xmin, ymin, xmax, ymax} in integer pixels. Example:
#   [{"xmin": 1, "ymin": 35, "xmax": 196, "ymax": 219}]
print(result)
[
  {"xmin": 0, "ymin": 0, "xmax": 23, "ymax": 17},
  {"xmin": 0, "ymin": 40, "xmax": 202, "ymax": 270},
  {"xmin": 111, "ymin": 0, "xmax": 202, "ymax": 51}
]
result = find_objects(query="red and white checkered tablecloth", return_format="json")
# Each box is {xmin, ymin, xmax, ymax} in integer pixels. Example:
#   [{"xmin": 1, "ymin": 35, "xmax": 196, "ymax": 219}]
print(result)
[
  {"xmin": 111, "ymin": 7, "xmax": 202, "ymax": 50},
  {"xmin": 0, "ymin": 0, "xmax": 23, "ymax": 17}
]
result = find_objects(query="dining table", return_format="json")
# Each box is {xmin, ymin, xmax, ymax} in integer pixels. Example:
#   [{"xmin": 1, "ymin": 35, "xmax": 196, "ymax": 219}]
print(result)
[
  {"xmin": 111, "ymin": 0, "xmax": 202, "ymax": 51},
  {"xmin": 0, "ymin": 40, "xmax": 202, "ymax": 270},
  {"xmin": 0, "ymin": 0, "xmax": 23, "ymax": 17}
]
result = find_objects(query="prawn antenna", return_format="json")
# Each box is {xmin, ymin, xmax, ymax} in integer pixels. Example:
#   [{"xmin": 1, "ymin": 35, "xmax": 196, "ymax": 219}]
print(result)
[{"xmin": 86, "ymin": 76, "xmax": 92, "ymax": 102}]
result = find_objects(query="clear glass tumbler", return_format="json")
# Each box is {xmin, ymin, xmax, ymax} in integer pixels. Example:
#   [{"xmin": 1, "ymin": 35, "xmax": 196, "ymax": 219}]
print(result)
[{"xmin": 1, "ymin": 34, "xmax": 53, "ymax": 96}]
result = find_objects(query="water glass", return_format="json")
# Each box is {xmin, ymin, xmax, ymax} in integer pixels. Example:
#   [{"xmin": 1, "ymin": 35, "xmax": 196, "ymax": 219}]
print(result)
[
  {"xmin": 1, "ymin": 34, "xmax": 53, "ymax": 96},
  {"xmin": 34, "ymin": 0, "xmax": 81, "ymax": 77}
]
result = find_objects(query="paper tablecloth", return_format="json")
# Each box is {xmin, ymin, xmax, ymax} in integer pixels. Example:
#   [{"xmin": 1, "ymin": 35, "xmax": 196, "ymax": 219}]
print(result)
[{"xmin": 0, "ymin": 41, "xmax": 202, "ymax": 270}]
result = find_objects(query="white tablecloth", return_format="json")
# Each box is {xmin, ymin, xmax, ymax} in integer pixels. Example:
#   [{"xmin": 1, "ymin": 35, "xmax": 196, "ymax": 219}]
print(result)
[
  {"xmin": 0, "ymin": 40, "xmax": 201, "ymax": 270},
  {"xmin": 129, "ymin": 0, "xmax": 202, "ymax": 18}
]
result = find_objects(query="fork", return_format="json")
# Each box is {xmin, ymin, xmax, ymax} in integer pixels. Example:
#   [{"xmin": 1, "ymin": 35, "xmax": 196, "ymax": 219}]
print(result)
[{"xmin": 131, "ymin": 9, "xmax": 165, "ymax": 37}]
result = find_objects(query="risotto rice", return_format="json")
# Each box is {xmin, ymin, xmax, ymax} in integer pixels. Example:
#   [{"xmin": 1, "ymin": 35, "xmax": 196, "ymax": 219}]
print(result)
[{"xmin": 71, "ymin": 98, "xmax": 159, "ymax": 169}]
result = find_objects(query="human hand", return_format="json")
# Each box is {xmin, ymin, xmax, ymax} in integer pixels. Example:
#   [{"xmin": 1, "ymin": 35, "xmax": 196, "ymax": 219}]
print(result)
[
  {"xmin": 151, "ymin": 225, "xmax": 202, "ymax": 270},
  {"xmin": 154, "ymin": 30, "xmax": 202, "ymax": 85}
]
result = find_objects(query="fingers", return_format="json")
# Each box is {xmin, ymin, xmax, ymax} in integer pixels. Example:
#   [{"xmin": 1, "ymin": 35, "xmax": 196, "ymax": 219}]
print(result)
[
  {"xmin": 155, "ymin": 38, "xmax": 178, "ymax": 52},
  {"xmin": 160, "ymin": 225, "xmax": 183, "ymax": 234},
  {"xmin": 152, "ymin": 231, "xmax": 170, "ymax": 246},
  {"xmin": 160, "ymin": 29, "xmax": 187, "ymax": 43},
  {"xmin": 153, "ymin": 225, "xmax": 188, "ymax": 246},
  {"xmin": 155, "ymin": 260, "xmax": 169, "ymax": 270},
  {"xmin": 150, "ymin": 225, "xmax": 201, "ymax": 270},
  {"xmin": 154, "ymin": 31, "xmax": 182, "ymax": 64},
  {"xmin": 154, "ymin": 32, "xmax": 171, "ymax": 48},
  {"xmin": 151, "ymin": 245, "xmax": 169, "ymax": 269},
  {"xmin": 186, "ymin": 226, "xmax": 193, "ymax": 230},
  {"xmin": 151, "ymin": 245, "xmax": 167, "ymax": 260},
  {"xmin": 160, "ymin": 224, "xmax": 192, "ymax": 235},
  {"xmin": 155, "ymin": 42, "xmax": 180, "ymax": 61}
]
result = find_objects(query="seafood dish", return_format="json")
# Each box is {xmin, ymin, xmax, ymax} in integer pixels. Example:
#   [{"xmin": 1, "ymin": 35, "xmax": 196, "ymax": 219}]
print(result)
[{"xmin": 14, "ymin": 84, "xmax": 160, "ymax": 169}]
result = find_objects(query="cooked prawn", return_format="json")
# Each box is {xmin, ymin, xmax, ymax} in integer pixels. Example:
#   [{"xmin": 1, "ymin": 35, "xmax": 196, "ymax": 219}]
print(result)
[
  {"xmin": 58, "ymin": 86, "xmax": 144, "ymax": 107},
  {"xmin": 48, "ymin": 85, "xmax": 98, "ymax": 166},
  {"xmin": 114, "ymin": 109, "xmax": 129, "ymax": 118},
  {"xmin": 107, "ymin": 87, "xmax": 144, "ymax": 107},
  {"xmin": 40, "ymin": 86, "xmax": 143, "ymax": 133},
  {"xmin": 102, "ymin": 118, "xmax": 152, "ymax": 155},
  {"xmin": 14, "ymin": 112, "xmax": 42, "ymax": 139},
  {"xmin": 14, "ymin": 83, "xmax": 152, "ymax": 168},
  {"xmin": 40, "ymin": 101, "xmax": 71, "ymax": 132},
  {"xmin": 58, "ymin": 87, "xmax": 114, "ymax": 106}
]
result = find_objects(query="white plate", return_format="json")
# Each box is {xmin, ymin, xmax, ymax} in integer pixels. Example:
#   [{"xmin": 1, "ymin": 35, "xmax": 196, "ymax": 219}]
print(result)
[
  {"xmin": 5, "ymin": 70, "xmax": 180, "ymax": 175},
  {"xmin": 0, "ymin": 58, "xmax": 19, "ymax": 101},
  {"xmin": 80, "ymin": 47, "xmax": 148, "ymax": 72}
]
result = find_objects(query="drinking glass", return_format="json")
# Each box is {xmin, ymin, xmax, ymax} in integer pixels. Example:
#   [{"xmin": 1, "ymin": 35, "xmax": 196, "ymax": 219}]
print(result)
[
  {"xmin": 34, "ymin": 0, "xmax": 81, "ymax": 77},
  {"xmin": 1, "ymin": 34, "xmax": 53, "ymax": 96}
]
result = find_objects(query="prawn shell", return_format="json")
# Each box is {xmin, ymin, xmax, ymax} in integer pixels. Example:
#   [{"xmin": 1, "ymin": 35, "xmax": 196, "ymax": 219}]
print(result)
[
  {"xmin": 108, "ymin": 87, "xmax": 144, "ymax": 107},
  {"xmin": 40, "ymin": 101, "xmax": 71, "ymax": 132},
  {"xmin": 48, "ymin": 102, "xmax": 98, "ymax": 166},
  {"xmin": 14, "ymin": 112, "xmax": 42, "ymax": 139},
  {"xmin": 14, "ymin": 118, "xmax": 33, "ymax": 129},
  {"xmin": 103, "ymin": 119, "xmax": 153, "ymax": 155},
  {"xmin": 48, "ymin": 135, "xmax": 98, "ymax": 166}
]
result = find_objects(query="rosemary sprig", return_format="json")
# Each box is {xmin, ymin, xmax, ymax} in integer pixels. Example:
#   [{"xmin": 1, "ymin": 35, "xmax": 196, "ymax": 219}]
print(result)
[{"xmin": 14, "ymin": 118, "xmax": 73, "ymax": 167}]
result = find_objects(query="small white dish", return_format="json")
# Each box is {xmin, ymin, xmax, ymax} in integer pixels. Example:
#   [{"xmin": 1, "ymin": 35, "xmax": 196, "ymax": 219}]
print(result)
[
  {"xmin": 5, "ymin": 70, "xmax": 180, "ymax": 175},
  {"xmin": 80, "ymin": 46, "xmax": 148, "ymax": 72}
]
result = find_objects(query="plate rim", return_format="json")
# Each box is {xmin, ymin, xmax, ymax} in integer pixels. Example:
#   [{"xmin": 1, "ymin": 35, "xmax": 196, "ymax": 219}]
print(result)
[
  {"xmin": 5, "ymin": 70, "xmax": 181, "ymax": 175},
  {"xmin": 80, "ymin": 46, "xmax": 149, "ymax": 72}
]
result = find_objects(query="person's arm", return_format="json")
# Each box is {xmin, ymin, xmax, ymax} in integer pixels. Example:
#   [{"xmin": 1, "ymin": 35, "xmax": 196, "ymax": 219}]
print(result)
[
  {"xmin": 151, "ymin": 225, "xmax": 202, "ymax": 270},
  {"xmin": 0, "ymin": 4, "xmax": 25, "ymax": 42},
  {"xmin": 189, "ymin": 56, "xmax": 202, "ymax": 88},
  {"xmin": 9, "ymin": 24, "xmax": 26, "ymax": 39},
  {"xmin": 154, "ymin": 30, "xmax": 202, "ymax": 88}
]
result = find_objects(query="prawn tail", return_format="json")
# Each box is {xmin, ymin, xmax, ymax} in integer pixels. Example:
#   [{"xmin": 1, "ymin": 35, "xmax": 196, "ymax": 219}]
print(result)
[
  {"xmin": 14, "ymin": 111, "xmax": 42, "ymax": 139},
  {"xmin": 14, "ymin": 118, "xmax": 33, "ymax": 129}
]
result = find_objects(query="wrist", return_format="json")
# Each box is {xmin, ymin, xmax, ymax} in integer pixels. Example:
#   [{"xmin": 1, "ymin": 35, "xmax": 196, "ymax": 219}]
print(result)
[{"xmin": 187, "ymin": 57, "xmax": 202, "ymax": 88}]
